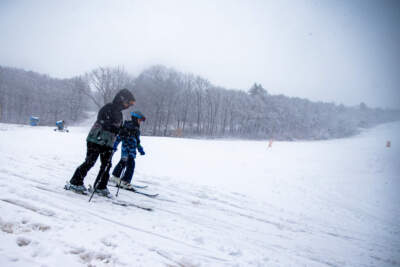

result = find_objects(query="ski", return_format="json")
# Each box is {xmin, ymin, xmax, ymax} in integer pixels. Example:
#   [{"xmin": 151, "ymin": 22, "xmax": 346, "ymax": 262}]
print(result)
[
  {"xmin": 129, "ymin": 189, "xmax": 158, "ymax": 198},
  {"xmin": 108, "ymin": 180, "xmax": 148, "ymax": 189},
  {"xmin": 112, "ymin": 185, "xmax": 158, "ymax": 198},
  {"xmin": 87, "ymin": 185, "xmax": 153, "ymax": 211},
  {"xmin": 132, "ymin": 184, "xmax": 148, "ymax": 189},
  {"xmin": 62, "ymin": 184, "xmax": 153, "ymax": 211},
  {"xmin": 54, "ymin": 128, "xmax": 69, "ymax": 133},
  {"xmin": 111, "ymin": 200, "xmax": 153, "ymax": 211},
  {"xmin": 126, "ymin": 188, "xmax": 158, "ymax": 198}
]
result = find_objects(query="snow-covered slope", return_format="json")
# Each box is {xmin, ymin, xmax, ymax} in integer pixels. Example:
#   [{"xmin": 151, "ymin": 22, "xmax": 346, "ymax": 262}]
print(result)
[{"xmin": 0, "ymin": 122, "xmax": 399, "ymax": 266}]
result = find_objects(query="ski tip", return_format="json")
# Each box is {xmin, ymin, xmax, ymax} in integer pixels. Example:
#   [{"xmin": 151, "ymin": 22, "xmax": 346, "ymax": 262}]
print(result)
[
  {"xmin": 138, "ymin": 192, "xmax": 159, "ymax": 198},
  {"xmin": 140, "ymin": 206, "xmax": 153, "ymax": 211},
  {"xmin": 111, "ymin": 201, "xmax": 153, "ymax": 211},
  {"xmin": 132, "ymin": 185, "xmax": 148, "ymax": 189}
]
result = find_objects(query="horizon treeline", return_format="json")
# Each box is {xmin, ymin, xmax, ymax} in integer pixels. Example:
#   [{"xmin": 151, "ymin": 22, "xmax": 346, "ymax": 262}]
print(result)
[{"xmin": 1, "ymin": 65, "xmax": 399, "ymax": 140}]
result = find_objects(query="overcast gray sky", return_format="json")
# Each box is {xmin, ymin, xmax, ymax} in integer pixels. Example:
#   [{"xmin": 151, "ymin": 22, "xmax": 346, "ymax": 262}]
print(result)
[{"xmin": 1, "ymin": 0, "xmax": 399, "ymax": 109}]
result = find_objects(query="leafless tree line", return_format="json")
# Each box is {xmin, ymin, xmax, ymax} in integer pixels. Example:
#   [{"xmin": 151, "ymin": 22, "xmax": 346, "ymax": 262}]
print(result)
[
  {"xmin": 0, "ymin": 66, "xmax": 90, "ymax": 125},
  {"xmin": 1, "ymin": 64, "xmax": 399, "ymax": 140},
  {"xmin": 132, "ymin": 65, "xmax": 400, "ymax": 140}
]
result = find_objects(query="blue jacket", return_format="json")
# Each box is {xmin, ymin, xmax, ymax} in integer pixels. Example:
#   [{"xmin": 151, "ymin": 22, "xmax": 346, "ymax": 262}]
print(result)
[{"xmin": 113, "ymin": 120, "xmax": 143, "ymax": 159}]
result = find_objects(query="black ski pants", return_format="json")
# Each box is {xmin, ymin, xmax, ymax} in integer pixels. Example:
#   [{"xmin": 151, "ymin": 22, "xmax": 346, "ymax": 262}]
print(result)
[
  {"xmin": 70, "ymin": 142, "xmax": 113, "ymax": 189},
  {"xmin": 112, "ymin": 155, "xmax": 136, "ymax": 184}
]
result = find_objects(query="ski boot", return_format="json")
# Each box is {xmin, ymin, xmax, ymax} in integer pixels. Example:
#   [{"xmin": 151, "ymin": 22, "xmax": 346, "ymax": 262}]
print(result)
[
  {"xmin": 64, "ymin": 182, "xmax": 88, "ymax": 195},
  {"xmin": 89, "ymin": 186, "xmax": 113, "ymax": 198},
  {"xmin": 119, "ymin": 180, "xmax": 136, "ymax": 191}
]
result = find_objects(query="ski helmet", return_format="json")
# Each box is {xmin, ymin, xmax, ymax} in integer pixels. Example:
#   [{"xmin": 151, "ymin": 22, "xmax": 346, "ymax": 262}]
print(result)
[{"xmin": 131, "ymin": 111, "xmax": 146, "ymax": 121}]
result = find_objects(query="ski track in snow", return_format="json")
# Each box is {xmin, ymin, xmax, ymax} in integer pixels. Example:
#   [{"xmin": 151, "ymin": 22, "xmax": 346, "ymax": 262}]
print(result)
[{"xmin": 0, "ymin": 122, "xmax": 399, "ymax": 266}]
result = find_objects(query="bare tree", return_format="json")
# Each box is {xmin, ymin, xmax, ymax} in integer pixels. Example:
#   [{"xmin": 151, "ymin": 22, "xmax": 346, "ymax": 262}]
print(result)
[
  {"xmin": 175, "ymin": 73, "xmax": 196, "ymax": 135},
  {"xmin": 85, "ymin": 66, "xmax": 133, "ymax": 108},
  {"xmin": 192, "ymin": 76, "xmax": 210, "ymax": 135}
]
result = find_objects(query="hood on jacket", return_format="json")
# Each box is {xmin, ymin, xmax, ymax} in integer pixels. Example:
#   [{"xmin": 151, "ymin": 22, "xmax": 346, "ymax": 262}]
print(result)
[{"xmin": 113, "ymin": 89, "xmax": 136, "ymax": 110}]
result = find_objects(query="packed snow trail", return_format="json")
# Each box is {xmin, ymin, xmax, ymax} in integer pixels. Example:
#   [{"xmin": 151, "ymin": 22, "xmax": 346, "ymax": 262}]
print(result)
[{"xmin": 0, "ymin": 122, "xmax": 399, "ymax": 266}]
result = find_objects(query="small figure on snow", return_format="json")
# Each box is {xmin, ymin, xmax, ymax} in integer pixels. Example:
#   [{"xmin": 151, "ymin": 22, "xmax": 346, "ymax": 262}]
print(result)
[
  {"xmin": 268, "ymin": 139, "xmax": 273, "ymax": 148},
  {"xmin": 386, "ymin": 141, "xmax": 391, "ymax": 148},
  {"xmin": 56, "ymin": 120, "xmax": 65, "ymax": 130},
  {"xmin": 110, "ymin": 111, "xmax": 146, "ymax": 190},
  {"xmin": 30, "ymin": 116, "xmax": 40, "ymax": 126},
  {"xmin": 55, "ymin": 120, "xmax": 68, "ymax": 132},
  {"xmin": 65, "ymin": 89, "xmax": 136, "ymax": 196}
]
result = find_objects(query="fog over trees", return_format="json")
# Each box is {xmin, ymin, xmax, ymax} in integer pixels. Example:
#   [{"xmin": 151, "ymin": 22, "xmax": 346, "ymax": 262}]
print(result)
[
  {"xmin": 0, "ymin": 66, "xmax": 90, "ymax": 125},
  {"xmin": 1, "ymin": 64, "xmax": 399, "ymax": 140}
]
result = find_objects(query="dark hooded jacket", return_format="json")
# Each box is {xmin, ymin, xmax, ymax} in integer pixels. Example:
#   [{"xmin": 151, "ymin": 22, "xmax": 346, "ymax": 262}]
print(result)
[{"xmin": 86, "ymin": 89, "xmax": 135, "ymax": 148}]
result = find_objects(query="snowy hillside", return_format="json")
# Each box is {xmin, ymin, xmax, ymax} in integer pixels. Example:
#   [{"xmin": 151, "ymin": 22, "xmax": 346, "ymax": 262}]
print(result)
[{"xmin": 0, "ymin": 122, "xmax": 399, "ymax": 267}]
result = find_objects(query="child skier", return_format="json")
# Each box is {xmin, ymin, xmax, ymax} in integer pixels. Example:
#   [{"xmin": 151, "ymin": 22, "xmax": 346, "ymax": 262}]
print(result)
[
  {"xmin": 65, "ymin": 89, "xmax": 136, "ymax": 196},
  {"xmin": 110, "ymin": 111, "xmax": 146, "ymax": 190}
]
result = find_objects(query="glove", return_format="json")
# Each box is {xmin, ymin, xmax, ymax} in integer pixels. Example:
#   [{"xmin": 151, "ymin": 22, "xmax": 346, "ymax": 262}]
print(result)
[{"xmin": 138, "ymin": 146, "xmax": 145, "ymax": 156}]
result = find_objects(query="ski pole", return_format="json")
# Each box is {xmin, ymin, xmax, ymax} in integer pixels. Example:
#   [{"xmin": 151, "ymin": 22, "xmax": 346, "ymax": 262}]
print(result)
[
  {"xmin": 115, "ymin": 167, "xmax": 126, "ymax": 198},
  {"xmin": 88, "ymin": 174, "xmax": 101, "ymax": 202},
  {"xmin": 116, "ymin": 156, "xmax": 131, "ymax": 197},
  {"xmin": 89, "ymin": 150, "xmax": 114, "ymax": 202},
  {"xmin": 116, "ymin": 179, "xmax": 121, "ymax": 197}
]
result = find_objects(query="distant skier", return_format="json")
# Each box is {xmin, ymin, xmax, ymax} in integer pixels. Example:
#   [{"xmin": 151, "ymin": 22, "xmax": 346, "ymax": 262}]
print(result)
[
  {"xmin": 56, "ymin": 120, "xmax": 65, "ymax": 130},
  {"xmin": 65, "ymin": 89, "xmax": 136, "ymax": 196},
  {"xmin": 110, "ymin": 111, "xmax": 146, "ymax": 190},
  {"xmin": 55, "ymin": 120, "xmax": 68, "ymax": 132}
]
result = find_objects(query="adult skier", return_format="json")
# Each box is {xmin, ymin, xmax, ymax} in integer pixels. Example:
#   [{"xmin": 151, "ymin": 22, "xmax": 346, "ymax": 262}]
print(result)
[
  {"xmin": 110, "ymin": 111, "xmax": 146, "ymax": 190},
  {"xmin": 65, "ymin": 89, "xmax": 136, "ymax": 196}
]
